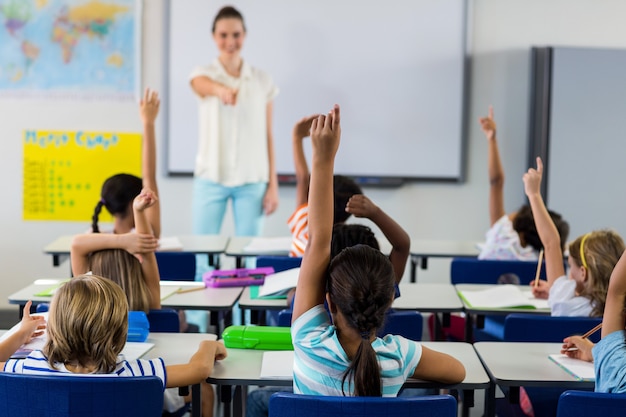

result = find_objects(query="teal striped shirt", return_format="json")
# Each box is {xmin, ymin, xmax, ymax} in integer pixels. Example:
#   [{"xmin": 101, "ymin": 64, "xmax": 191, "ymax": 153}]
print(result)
[{"xmin": 292, "ymin": 305, "xmax": 421, "ymax": 396}]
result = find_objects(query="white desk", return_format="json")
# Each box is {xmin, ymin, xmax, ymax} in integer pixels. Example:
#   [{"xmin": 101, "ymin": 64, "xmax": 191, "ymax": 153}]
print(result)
[
  {"xmin": 225, "ymin": 236, "xmax": 291, "ymax": 268},
  {"xmin": 410, "ymin": 240, "xmax": 480, "ymax": 282},
  {"xmin": 43, "ymin": 234, "xmax": 230, "ymax": 269},
  {"xmin": 208, "ymin": 342, "xmax": 491, "ymax": 417},
  {"xmin": 455, "ymin": 284, "xmax": 551, "ymax": 341},
  {"xmin": 474, "ymin": 342, "xmax": 595, "ymax": 417}
]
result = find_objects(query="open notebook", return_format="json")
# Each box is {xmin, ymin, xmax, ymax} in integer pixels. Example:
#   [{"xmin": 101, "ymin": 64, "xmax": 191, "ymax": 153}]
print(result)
[
  {"xmin": 548, "ymin": 354, "xmax": 595, "ymax": 381},
  {"xmin": 260, "ymin": 350, "xmax": 294, "ymax": 379},
  {"xmin": 457, "ymin": 285, "xmax": 549, "ymax": 309}
]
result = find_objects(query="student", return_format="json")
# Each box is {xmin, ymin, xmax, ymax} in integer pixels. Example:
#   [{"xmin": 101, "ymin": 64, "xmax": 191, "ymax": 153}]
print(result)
[
  {"xmin": 524, "ymin": 158, "xmax": 625, "ymax": 316},
  {"xmin": 0, "ymin": 300, "xmax": 45, "ymax": 362},
  {"xmin": 561, "ymin": 249, "xmax": 626, "ymax": 393},
  {"xmin": 91, "ymin": 88, "xmax": 161, "ymax": 238},
  {"xmin": 291, "ymin": 104, "xmax": 465, "ymax": 396},
  {"xmin": 1, "ymin": 274, "xmax": 227, "ymax": 414},
  {"xmin": 71, "ymin": 188, "xmax": 160, "ymax": 312},
  {"xmin": 288, "ymin": 114, "xmax": 362, "ymax": 257},
  {"xmin": 478, "ymin": 106, "xmax": 569, "ymax": 260}
]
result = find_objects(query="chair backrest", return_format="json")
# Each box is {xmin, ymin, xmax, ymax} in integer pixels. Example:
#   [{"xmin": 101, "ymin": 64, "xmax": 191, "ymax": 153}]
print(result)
[
  {"xmin": 0, "ymin": 373, "xmax": 163, "ymax": 417},
  {"xmin": 450, "ymin": 257, "xmax": 547, "ymax": 285},
  {"xmin": 256, "ymin": 256, "xmax": 302, "ymax": 273},
  {"xmin": 156, "ymin": 252, "xmax": 196, "ymax": 281},
  {"xmin": 556, "ymin": 390, "xmax": 626, "ymax": 417},
  {"xmin": 378, "ymin": 310, "xmax": 423, "ymax": 341},
  {"xmin": 147, "ymin": 308, "xmax": 181, "ymax": 332},
  {"xmin": 277, "ymin": 309, "xmax": 423, "ymax": 341},
  {"xmin": 269, "ymin": 392, "xmax": 457, "ymax": 417},
  {"xmin": 504, "ymin": 314, "xmax": 602, "ymax": 343}
]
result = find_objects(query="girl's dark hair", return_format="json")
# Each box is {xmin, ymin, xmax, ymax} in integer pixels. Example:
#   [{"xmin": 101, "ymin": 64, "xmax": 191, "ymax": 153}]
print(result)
[
  {"xmin": 333, "ymin": 175, "xmax": 362, "ymax": 224},
  {"xmin": 331, "ymin": 224, "xmax": 379, "ymax": 258},
  {"xmin": 92, "ymin": 174, "xmax": 142, "ymax": 233},
  {"xmin": 212, "ymin": 5, "xmax": 246, "ymax": 33},
  {"xmin": 328, "ymin": 245, "xmax": 395, "ymax": 396},
  {"xmin": 513, "ymin": 205, "xmax": 570, "ymax": 253}
]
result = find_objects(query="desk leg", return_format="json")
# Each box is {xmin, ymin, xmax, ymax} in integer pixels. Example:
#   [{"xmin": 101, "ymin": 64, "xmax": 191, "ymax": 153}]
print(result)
[
  {"xmin": 508, "ymin": 386, "xmax": 520, "ymax": 404},
  {"xmin": 464, "ymin": 314, "xmax": 474, "ymax": 342},
  {"xmin": 233, "ymin": 385, "xmax": 245, "ymax": 417},
  {"xmin": 236, "ymin": 256, "xmax": 244, "ymax": 269},
  {"xmin": 209, "ymin": 253, "xmax": 221, "ymax": 270},
  {"xmin": 485, "ymin": 383, "xmax": 496, "ymax": 417},
  {"xmin": 191, "ymin": 383, "xmax": 202, "ymax": 417},
  {"xmin": 219, "ymin": 385, "xmax": 233, "ymax": 417},
  {"xmin": 461, "ymin": 389, "xmax": 474, "ymax": 417},
  {"xmin": 410, "ymin": 256, "xmax": 418, "ymax": 283}
]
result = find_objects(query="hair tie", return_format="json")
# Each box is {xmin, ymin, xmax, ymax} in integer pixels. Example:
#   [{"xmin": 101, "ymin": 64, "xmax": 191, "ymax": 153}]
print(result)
[
  {"xmin": 99, "ymin": 197, "xmax": 106, "ymax": 205},
  {"xmin": 579, "ymin": 233, "xmax": 591, "ymax": 269},
  {"xmin": 360, "ymin": 331, "xmax": 370, "ymax": 340}
]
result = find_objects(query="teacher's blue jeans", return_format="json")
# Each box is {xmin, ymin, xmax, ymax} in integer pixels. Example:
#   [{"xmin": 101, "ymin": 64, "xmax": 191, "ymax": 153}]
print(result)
[{"xmin": 193, "ymin": 178, "xmax": 267, "ymax": 236}]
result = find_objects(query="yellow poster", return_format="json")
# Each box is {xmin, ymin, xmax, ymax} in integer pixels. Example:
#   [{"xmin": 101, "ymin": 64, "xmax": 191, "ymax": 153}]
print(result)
[{"xmin": 23, "ymin": 130, "xmax": 141, "ymax": 221}]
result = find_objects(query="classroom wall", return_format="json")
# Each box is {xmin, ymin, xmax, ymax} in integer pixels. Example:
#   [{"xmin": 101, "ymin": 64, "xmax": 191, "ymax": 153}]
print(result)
[{"xmin": 2, "ymin": 0, "xmax": 626, "ymax": 310}]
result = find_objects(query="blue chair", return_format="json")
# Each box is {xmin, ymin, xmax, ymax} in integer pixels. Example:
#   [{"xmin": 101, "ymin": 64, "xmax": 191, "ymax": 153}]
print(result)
[
  {"xmin": 156, "ymin": 252, "xmax": 197, "ymax": 281},
  {"xmin": 277, "ymin": 309, "xmax": 423, "ymax": 341},
  {"xmin": 450, "ymin": 258, "xmax": 547, "ymax": 285},
  {"xmin": 451, "ymin": 257, "xmax": 549, "ymax": 342},
  {"xmin": 269, "ymin": 392, "xmax": 457, "ymax": 417},
  {"xmin": 556, "ymin": 390, "xmax": 626, "ymax": 417},
  {"xmin": 500, "ymin": 315, "xmax": 600, "ymax": 417},
  {"xmin": 504, "ymin": 314, "xmax": 602, "ymax": 343},
  {"xmin": 0, "ymin": 373, "xmax": 163, "ymax": 417},
  {"xmin": 256, "ymin": 256, "xmax": 302, "ymax": 272},
  {"xmin": 147, "ymin": 308, "xmax": 181, "ymax": 332}
]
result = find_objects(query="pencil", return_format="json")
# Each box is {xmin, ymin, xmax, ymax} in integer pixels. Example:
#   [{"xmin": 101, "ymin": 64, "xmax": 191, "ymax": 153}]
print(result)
[
  {"xmin": 533, "ymin": 249, "xmax": 544, "ymax": 287},
  {"xmin": 176, "ymin": 286, "xmax": 206, "ymax": 294},
  {"xmin": 581, "ymin": 322, "xmax": 602, "ymax": 339}
]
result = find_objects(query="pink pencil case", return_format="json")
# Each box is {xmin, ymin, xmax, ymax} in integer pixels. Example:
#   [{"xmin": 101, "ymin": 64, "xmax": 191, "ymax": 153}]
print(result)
[{"xmin": 202, "ymin": 267, "xmax": 275, "ymax": 288}]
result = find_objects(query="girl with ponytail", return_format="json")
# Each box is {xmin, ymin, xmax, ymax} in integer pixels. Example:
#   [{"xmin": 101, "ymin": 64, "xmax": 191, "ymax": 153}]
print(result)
[{"xmin": 291, "ymin": 105, "xmax": 465, "ymax": 397}]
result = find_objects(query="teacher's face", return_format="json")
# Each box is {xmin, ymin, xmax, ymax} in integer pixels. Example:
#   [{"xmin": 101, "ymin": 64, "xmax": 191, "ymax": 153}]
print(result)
[{"xmin": 213, "ymin": 18, "xmax": 246, "ymax": 58}]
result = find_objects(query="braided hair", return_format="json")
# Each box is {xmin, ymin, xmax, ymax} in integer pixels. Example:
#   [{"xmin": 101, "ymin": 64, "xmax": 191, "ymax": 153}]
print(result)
[
  {"xmin": 91, "ymin": 174, "xmax": 142, "ymax": 233},
  {"xmin": 328, "ymin": 245, "xmax": 395, "ymax": 396}
]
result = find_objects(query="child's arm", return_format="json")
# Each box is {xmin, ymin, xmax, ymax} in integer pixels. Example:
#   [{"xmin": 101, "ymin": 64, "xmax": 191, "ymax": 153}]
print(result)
[
  {"xmin": 523, "ymin": 157, "xmax": 565, "ymax": 287},
  {"xmin": 190, "ymin": 76, "xmax": 238, "ymax": 105},
  {"xmin": 291, "ymin": 106, "xmax": 341, "ymax": 324},
  {"xmin": 345, "ymin": 195, "xmax": 410, "ymax": 283},
  {"xmin": 479, "ymin": 106, "xmax": 506, "ymax": 226},
  {"xmin": 133, "ymin": 189, "xmax": 161, "ymax": 309},
  {"xmin": 263, "ymin": 102, "xmax": 279, "ymax": 215},
  {"xmin": 412, "ymin": 346, "xmax": 466, "ymax": 384},
  {"xmin": 292, "ymin": 115, "xmax": 317, "ymax": 207},
  {"xmin": 602, "ymin": 249, "xmax": 626, "ymax": 337},
  {"xmin": 165, "ymin": 340, "xmax": 227, "ymax": 387},
  {"xmin": 70, "ymin": 232, "xmax": 159, "ymax": 276},
  {"xmin": 139, "ymin": 88, "xmax": 161, "ymax": 239},
  {"xmin": 0, "ymin": 301, "xmax": 45, "ymax": 362}
]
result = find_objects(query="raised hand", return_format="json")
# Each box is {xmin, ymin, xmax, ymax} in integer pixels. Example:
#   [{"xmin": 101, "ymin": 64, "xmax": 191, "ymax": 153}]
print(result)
[
  {"xmin": 310, "ymin": 105, "xmax": 341, "ymax": 161},
  {"xmin": 523, "ymin": 157, "xmax": 543, "ymax": 197},
  {"xmin": 19, "ymin": 300, "xmax": 46, "ymax": 343},
  {"xmin": 293, "ymin": 115, "xmax": 317, "ymax": 140},
  {"xmin": 133, "ymin": 188, "xmax": 158, "ymax": 212},
  {"xmin": 530, "ymin": 279, "xmax": 550, "ymax": 299},
  {"xmin": 140, "ymin": 88, "xmax": 160, "ymax": 124},
  {"xmin": 479, "ymin": 105, "xmax": 496, "ymax": 141},
  {"xmin": 346, "ymin": 194, "xmax": 378, "ymax": 219},
  {"xmin": 561, "ymin": 335, "xmax": 594, "ymax": 362}
]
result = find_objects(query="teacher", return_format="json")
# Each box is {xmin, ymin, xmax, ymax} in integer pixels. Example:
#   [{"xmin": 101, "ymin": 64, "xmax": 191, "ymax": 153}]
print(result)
[{"xmin": 189, "ymin": 5, "xmax": 279, "ymax": 237}]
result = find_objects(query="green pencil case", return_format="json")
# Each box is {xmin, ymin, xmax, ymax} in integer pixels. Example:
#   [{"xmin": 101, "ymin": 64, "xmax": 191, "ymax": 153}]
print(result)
[{"xmin": 221, "ymin": 325, "xmax": 293, "ymax": 350}]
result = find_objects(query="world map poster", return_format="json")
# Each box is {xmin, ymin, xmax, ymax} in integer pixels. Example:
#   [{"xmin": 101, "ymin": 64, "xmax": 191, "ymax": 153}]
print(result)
[{"xmin": 0, "ymin": 0, "xmax": 139, "ymax": 99}]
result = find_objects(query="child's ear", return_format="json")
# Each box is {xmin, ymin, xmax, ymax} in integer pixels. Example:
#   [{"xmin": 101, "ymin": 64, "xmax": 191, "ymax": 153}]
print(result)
[{"xmin": 325, "ymin": 293, "xmax": 337, "ymax": 313}]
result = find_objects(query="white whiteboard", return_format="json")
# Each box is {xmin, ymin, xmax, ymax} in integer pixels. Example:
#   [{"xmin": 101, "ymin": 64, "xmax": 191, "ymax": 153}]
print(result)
[{"xmin": 166, "ymin": 0, "xmax": 467, "ymax": 181}]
